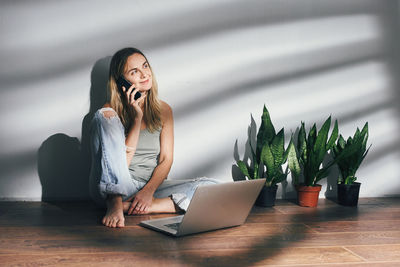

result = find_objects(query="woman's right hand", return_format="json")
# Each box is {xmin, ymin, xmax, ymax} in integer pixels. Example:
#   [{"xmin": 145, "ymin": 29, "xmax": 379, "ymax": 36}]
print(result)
[{"xmin": 122, "ymin": 85, "xmax": 147, "ymax": 119}]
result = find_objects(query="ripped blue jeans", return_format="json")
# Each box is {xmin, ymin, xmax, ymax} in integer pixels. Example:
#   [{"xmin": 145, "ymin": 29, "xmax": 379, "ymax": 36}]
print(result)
[{"xmin": 89, "ymin": 107, "xmax": 220, "ymax": 211}]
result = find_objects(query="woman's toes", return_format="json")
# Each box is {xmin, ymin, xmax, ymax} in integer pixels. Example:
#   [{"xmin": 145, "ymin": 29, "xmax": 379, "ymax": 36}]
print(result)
[{"xmin": 117, "ymin": 220, "xmax": 125, "ymax": 228}]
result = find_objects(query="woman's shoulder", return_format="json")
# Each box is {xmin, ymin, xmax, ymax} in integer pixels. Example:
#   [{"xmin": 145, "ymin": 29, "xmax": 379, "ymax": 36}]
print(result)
[
  {"xmin": 160, "ymin": 100, "xmax": 173, "ymax": 124},
  {"xmin": 160, "ymin": 100, "xmax": 172, "ymax": 115}
]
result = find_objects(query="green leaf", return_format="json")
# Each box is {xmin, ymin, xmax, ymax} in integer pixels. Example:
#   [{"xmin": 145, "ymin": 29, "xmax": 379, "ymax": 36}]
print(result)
[
  {"xmin": 354, "ymin": 128, "xmax": 361, "ymax": 140},
  {"xmin": 237, "ymin": 160, "xmax": 251, "ymax": 179},
  {"xmin": 271, "ymin": 128, "xmax": 285, "ymax": 167},
  {"xmin": 332, "ymin": 121, "xmax": 371, "ymax": 181},
  {"xmin": 338, "ymin": 135, "xmax": 346, "ymax": 150},
  {"xmin": 274, "ymin": 172, "xmax": 287, "ymax": 184},
  {"xmin": 287, "ymin": 139, "xmax": 301, "ymax": 184},
  {"xmin": 344, "ymin": 175, "xmax": 357, "ymax": 185},
  {"xmin": 282, "ymin": 142, "xmax": 290, "ymax": 163},
  {"xmin": 255, "ymin": 118, "xmax": 264, "ymax": 160},
  {"xmin": 360, "ymin": 122, "xmax": 369, "ymax": 150},
  {"xmin": 313, "ymin": 116, "xmax": 331, "ymax": 166},
  {"xmin": 249, "ymin": 137, "xmax": 257, "ymax": 164},
  {"xmin": 248, "ymin": 165, "xmax": 255, "ymax": 180},
  {"xmin": 261, "ymin": 142, "xmax": 275, "ymax": 179},
  {"xmin": 256, "ymin": 105, "xmax": 276, "ymax": 158},
  {"xmin": 298, "ymin": 122, "xmax": 307, "ymax": 163},
  {"xmin": 253, "ymin": 161, "xmax": 259, "ymax": 179},
  {"xmin": 347, "ymin": 136, "xmax": 353, "ymax": 145},
  {"xmin": 326, "ymin": 119, "xmax": 339, "ymax": 150},
  {"xmin": 315, "ymin": 167, "xmax": 330, "ymax": 183},
  {"xmin": 307, "ymin": 124, "xmax": 317, "ymax": 153}
]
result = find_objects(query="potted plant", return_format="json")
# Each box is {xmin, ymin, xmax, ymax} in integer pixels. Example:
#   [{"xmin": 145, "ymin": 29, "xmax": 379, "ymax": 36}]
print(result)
[
  {"xmin": 236, "ymin": 105, "xmax": 289, "ymax": 207},
  {"xmin": 288, "ymin": 116, "xmax": 338, "ymax": 207},
  {"xmin": 332, "ymin": 122, "xmax": 370, "ymax": 206}
]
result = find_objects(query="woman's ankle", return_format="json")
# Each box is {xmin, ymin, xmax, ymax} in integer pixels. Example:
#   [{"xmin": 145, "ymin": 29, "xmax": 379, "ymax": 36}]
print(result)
[{"xmin": 106, "ymin": 194, "xmax": 123, "ymax": 208}]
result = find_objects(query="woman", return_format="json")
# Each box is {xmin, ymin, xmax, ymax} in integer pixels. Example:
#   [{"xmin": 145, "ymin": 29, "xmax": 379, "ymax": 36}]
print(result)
[{"xmin": 89, "ymin": 47, "xmax": 219, "ymax": 228}]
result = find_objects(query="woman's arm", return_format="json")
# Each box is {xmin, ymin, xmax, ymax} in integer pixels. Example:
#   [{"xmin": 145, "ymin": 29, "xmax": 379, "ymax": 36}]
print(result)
[
  {"xmin": 128, "ymin": 101, "xmax": 174, "ymax": 214},
  {"xmin": 121, "ymin": 86, "xmax": 147, "ymax": 166},
  {"xmin": 125, "ymin": 116, "xmax": 142, "ymax": 166}
]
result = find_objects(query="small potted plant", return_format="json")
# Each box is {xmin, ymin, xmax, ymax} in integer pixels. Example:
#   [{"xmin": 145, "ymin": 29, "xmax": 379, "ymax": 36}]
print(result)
[
  {"xmin": 332, "ymin": 122, "xmax": 370, "ymax": 206},
  {"xmin": 288, "ymin": 116, "xmax": 338, "ymax": 207},
  {"xmin": 236, "ymin": 105, "xmax": 289, "ymax": 207}
]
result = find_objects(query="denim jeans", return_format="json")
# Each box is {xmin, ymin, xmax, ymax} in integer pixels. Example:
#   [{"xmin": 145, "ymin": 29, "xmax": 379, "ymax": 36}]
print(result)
[{"xmin": 89, "ymin": 107, "xmax": 220, "ymax": 211}]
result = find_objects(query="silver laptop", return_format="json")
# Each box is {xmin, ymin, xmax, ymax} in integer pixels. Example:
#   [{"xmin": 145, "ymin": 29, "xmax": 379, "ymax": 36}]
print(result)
[{"xmin": 139, "ymin": 179, "xmax": 266, "ymax": 237}]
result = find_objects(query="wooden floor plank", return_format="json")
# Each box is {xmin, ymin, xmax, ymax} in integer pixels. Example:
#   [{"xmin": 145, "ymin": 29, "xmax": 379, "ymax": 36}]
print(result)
[
  {"xmin": 305, "ymin": 220, "xmax": 400, "ymax": 233},
  {"xmin": 2, "ymin": 229, "xmax": 400, "ymax": 255},
  {"xmin": 0, "ymin": 198, "xmax": 399, "ymax": 266},
  {"xmin": 0, "ymin": 223, "xmax": 312, "ymax": 240},
  {"xmin": 0, "ymin": 247, "xmax": 364, "ymax": 266},
  {"xmin": 345, "ymin": 244, "xmax": 400, "ymax": 262},
  {"xmin": 0, "ymin": 252, "xmax": 185, "ymax": 267},
  {"xmin": 247, "ymin": 209, "xmax": 400, "ymax": 223},
  {"xmin": 267, "ymin": 263, "xmax": 400, "ymax": 267}
]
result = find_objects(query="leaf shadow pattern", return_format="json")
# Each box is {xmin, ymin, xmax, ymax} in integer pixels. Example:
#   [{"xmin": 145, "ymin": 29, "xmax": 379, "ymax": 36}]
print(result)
[{"xmin": 232, "ymin": 114, "xmax": 258, "ymax": 182}]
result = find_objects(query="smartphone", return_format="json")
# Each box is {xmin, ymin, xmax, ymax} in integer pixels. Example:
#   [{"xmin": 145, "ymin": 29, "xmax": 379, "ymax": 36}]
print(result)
[{"xmin": 116, "ymin": 76, "xmax": 141, "ymax": 100}]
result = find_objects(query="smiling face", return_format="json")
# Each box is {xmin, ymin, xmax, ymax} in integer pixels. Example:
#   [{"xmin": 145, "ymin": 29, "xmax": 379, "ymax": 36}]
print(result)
[{"xmin": 123, "ymin": 53, "xmax": 153, "ymax": 92}]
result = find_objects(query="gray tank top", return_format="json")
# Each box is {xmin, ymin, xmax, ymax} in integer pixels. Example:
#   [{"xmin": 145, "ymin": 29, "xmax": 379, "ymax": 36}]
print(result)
[{"xmin": 128, "ymin": 128, "xmax": 161, "ymax": 182}]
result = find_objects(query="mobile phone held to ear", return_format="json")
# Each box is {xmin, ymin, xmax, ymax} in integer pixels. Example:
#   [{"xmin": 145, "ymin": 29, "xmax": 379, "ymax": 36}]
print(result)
[{"xmin": 117, "ymin": 77, "xmax": 141, "ymax": 101}]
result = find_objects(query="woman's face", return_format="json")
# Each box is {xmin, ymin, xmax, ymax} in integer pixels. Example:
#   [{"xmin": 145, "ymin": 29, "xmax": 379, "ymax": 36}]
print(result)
[{"xmin": 123, "ymin": 53, "xmax": 153, "ymax": 92}]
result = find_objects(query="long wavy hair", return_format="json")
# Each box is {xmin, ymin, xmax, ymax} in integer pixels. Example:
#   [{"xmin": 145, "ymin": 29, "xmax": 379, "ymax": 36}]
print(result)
[{"xmin": 108, "ymin": 47, "xmax": 162, "ymax": 135}]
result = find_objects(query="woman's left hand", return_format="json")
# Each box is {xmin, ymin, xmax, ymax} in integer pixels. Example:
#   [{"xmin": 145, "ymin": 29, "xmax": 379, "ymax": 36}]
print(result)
[{"xmin": 128, "ymin": 188, "xmax": 154, "ymax": 215}]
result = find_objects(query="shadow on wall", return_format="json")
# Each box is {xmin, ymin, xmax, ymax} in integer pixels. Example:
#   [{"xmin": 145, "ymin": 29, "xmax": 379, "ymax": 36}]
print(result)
[
  {"xmin": 232, "ymin": 115, "xmax": 258, "ymax": 183},
  {"xmin": 81, "ymin": 56, "xmax": 111, "ymax": 179},
  {"xmin": 37, "ymin": 134, "xmax": 88, "ymax": 201},
  {"xmin": 37, "ymin": 57, "xmax": 111, "ymax": 201}
]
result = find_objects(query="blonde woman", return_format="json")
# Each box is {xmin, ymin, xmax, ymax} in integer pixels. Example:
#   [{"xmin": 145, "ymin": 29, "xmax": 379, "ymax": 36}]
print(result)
[{"xmin": 89, "ymin": 48, "xmax": 219, "ymax": 228}]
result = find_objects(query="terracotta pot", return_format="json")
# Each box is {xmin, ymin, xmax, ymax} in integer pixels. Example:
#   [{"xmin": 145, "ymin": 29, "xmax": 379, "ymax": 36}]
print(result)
[
  {"xmin": 296, "ymin": 184, "xmax": 322, "ymax": 207},
  {"xmin": 337, "ymin": 182, "xmax": 361, "ymax": 206},
  {"xmin": 255, "ymin": 185, "xmax": 278, "ymax": 207}
]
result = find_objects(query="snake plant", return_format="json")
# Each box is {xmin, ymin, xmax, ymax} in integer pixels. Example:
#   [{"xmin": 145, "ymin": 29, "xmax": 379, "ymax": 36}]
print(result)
[
  {"xmin": 288, "ymin": 116, "xmax": 339, "ymax": 186},
  {"xmin": 332, "ymin": 122, "xmax": 370, "ymax": 185},
  {"xmin": 236, "ymin": 105, "xmax": 289, "ymax": 187}
]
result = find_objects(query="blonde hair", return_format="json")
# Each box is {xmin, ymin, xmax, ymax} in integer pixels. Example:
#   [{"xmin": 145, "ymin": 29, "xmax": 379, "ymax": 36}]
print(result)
[{"xmin": 107, "ymin": 48, "xmax": 162, "ymax": 135}]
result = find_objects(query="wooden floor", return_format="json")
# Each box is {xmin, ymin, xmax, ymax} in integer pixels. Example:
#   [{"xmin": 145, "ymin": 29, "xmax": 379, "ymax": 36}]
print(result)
[{"xmin": 1, "ymin": 198, "xmax": 400, "ymax": 267}]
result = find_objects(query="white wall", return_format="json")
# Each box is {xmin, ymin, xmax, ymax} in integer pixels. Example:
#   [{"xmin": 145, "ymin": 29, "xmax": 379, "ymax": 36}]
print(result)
[{"xmin": 1, "ymin": 0, "xmax": 399, "ymax": 200}]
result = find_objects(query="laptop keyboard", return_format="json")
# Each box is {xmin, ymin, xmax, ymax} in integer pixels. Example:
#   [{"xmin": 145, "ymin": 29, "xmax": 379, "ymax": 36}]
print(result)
[{"xmin": 165, "ymin": 222, "xmax": 181, "ymax": 231}]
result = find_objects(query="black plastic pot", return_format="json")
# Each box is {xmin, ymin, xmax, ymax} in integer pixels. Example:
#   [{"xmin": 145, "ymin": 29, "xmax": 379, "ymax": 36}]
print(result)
[
  {"xmin": 255, "ymin": 185, "xmax": 278, "ymax": 207},
  {"xmin": 337, "ymin": 182, "xmax": 361, "ymax": 206}
]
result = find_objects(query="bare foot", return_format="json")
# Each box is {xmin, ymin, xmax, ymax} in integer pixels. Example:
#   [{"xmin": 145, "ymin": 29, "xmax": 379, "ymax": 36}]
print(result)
[
  {"xmin": 122, "ymin": 201, "xmax": 131, "ymax": 213},
  {"xmin": 102, "ymin": 195, "xmax": 125, "ymax": 228},
  {"xmin": 123, "ymin": 197, "xmax": 179, "ymax": 215},
  {"xmin": 147, "ymin": 197, "xmax": 178, "ymax": 213}
]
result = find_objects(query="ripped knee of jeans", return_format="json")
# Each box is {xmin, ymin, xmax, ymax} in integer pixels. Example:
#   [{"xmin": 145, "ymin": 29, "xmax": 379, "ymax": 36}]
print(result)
[{"xmin": 99, "ymin": 107, "xmax": 118, "ymax": 119}]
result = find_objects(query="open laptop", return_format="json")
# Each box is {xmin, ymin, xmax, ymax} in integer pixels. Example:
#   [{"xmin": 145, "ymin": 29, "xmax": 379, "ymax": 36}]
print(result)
[{"xmin": 139, "ymin": 178, "xmax": 266, "ymax": 237}]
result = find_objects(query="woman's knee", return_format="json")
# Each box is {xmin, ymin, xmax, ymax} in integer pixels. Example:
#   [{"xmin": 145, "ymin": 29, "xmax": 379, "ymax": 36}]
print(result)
[
  {"xmin": 99, "ymin": 107, "xmax": 118, "ymax": 119},
  {"xmin": 195, "ymin": 177, "xmax": 221, "ymax": 185},
  {"xmin": 91, "ymin": 108, "xmax": 125, "ymax": 138},
  {"xmin": 92, "ymin": 107, "xmax": 120, "ymax": 125}
]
